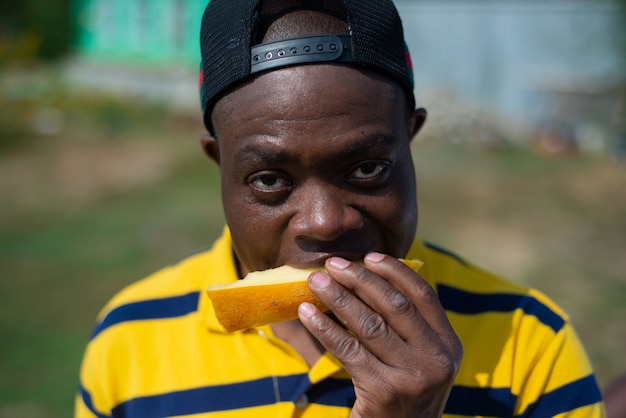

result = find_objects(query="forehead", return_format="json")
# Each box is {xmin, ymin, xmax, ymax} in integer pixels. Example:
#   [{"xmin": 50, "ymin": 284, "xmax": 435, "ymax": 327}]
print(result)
[{"xmin": 211, "ymin": 64, "xmax": 409, "ymax": 148}]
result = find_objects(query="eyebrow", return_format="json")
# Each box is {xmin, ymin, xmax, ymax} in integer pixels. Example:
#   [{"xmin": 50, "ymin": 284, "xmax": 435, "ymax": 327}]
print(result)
[
  {"xmin": 337, "ymin": 135, "xmax": 392, "ymax": 159},
  {"xmin": 234, "ymin": 134, "xmax": 395, "ymax": 167},
  {"xmin": 234, "ymin": 144, "xmax": 291, "ymax": 166}
]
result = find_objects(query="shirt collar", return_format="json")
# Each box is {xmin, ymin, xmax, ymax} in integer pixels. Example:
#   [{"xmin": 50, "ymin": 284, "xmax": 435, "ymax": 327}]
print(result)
[{"xmin": 199, "ymin": 227, "xmax": 240, "ymax": 332}]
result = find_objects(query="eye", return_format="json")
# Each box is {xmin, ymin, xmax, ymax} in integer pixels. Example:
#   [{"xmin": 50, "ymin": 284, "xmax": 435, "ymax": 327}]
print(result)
[
  {"xmin": 246, "ymin": 172, "xmax": 292, "ymax": 192},
  {"xmin": 347, "ymin": 161, "xmax": 390, "ymax": 181}
]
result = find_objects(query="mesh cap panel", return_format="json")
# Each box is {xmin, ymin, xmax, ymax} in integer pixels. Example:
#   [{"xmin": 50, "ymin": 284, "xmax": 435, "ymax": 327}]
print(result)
[{"xmin": 199, "ymin": 0, "xmax": 414, "ymax": 132}]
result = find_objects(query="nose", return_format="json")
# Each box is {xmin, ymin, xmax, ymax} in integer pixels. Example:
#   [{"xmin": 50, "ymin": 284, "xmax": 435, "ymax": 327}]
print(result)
[{"xmin": 289, "ymin": 184, "xmax": 364, "ymax": 242}]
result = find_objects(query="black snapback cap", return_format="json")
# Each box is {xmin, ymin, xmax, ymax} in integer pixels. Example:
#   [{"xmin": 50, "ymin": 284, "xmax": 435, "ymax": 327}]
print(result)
[{"xmin": 199, "ymin": 0, "xmax": 415, "ymax": 133}]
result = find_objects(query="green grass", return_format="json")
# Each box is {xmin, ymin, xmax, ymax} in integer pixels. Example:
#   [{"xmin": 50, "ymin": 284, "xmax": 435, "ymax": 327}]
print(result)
[
  {"xmin": 1, "ymin": 70, "xmax": 625, "ymax": 417},
  {"xmin": 414, "ymin": 141, "xmax": 626, "ymax": 390}
]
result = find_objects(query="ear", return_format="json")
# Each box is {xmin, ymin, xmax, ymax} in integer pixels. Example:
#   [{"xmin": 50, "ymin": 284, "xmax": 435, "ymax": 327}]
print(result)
[
  {"xmin": 406, "ymin": 107, "xmax": 427, "ymax": 142},
  {"xmin": 200, "ymin": 134, "xmax": 220, "ymax": 165}
]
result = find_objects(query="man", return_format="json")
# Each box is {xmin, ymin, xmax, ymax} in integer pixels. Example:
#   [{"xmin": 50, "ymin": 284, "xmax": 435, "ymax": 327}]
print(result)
[{"xmin": 76, "ymin": 0, "xmax": 606, "ymax": 416}]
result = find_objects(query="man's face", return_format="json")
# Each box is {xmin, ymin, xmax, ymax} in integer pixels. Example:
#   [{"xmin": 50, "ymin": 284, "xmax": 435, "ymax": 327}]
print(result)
[{"xmin": 207, "ymin": 64, "xmax": 423, "ymax": 274}]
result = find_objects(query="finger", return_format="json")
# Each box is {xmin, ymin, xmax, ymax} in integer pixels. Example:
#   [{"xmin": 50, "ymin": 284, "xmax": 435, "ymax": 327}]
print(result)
[
  {"xmin": 363, "ymin": 253, "xmax": 460, "ymax": 347},
  {"xmin": 323, "ymin": 257, "xmax": 442, "ymax": 352},
  {"xmin": 297, "ymin": 288, "xmax": 375, "ymax": 371},
  {"xmin": 309, "ymin": 264, "xmax": 417, "ymax": 365}
]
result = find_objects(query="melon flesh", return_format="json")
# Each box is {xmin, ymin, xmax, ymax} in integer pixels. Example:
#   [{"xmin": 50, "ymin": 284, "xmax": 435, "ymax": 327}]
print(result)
[{"xmin": 206, "ymin": 259, "xmax": 423, "ymax": 332}]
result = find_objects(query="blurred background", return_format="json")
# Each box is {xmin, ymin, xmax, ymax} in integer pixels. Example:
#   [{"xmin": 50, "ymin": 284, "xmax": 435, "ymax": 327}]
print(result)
[{"xmin": 1, "ymin": 0, "xmax": 625, "ymax": 416}]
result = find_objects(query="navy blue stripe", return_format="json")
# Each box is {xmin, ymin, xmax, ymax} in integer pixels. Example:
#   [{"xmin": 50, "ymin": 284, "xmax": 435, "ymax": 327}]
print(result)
[
  {"xmin": 519, "ymin": 375, "xmax": 603, "ymax": 418},
  {"xmin": 445, "ymin": 385, "xmax": 517, "ymax": 416},
  {"xmin": 96, "ymin": 375, "xmax": 354, "ymax": 417},
  {"xmin": 90, "ymin": 292, "xmax": 200, "ymax": 340},
  {"xmin": 437, "ymin": 285, "xmax": 565, "ymax": 333},
  {"xmin": 111, "ymin": 375, "xmax": 307, "ymax": 417},
  {"xmin": 306, "ymin": 378, "xmax": 355, "ymax": 407},
  {"xmin": 424, "ymin": 242, "xmax": 468, "ymax": 266},
  {"xmin": 80, "ymin": 384, "xmax": 110, "ymax": 418}
]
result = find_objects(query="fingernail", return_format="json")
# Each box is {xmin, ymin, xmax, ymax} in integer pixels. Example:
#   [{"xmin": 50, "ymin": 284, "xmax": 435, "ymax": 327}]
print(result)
[
  {"xmin": 299, "ymin": 302, "xmax": 316, "ymax": 318},
  {"xmin": 328, "ymin": 257, "xmax": 350, "ymax": 270},
  {"xmin": 365, "ymin": 252, "xmax": 385, "ymax": 263},
  {"xmin": 310, "ymin": 271, "xmax": 330, "ymax": 288}
]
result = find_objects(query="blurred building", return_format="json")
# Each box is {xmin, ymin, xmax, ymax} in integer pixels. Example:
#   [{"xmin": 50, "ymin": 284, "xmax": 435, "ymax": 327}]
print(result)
[
  {"xmin": 67, "ymin": 0, "xmax": 205, "ymax": 109},
  {"xmin": 394, "ymin": 0, "xmax": 624, "ymax": 152},
  {"xmin": 68, "ymin": 0, "xmax": 625, "ymax": 151},
  {"xmin": 72, "ymin": 0, "xmax": 203, "ymax": 69}
]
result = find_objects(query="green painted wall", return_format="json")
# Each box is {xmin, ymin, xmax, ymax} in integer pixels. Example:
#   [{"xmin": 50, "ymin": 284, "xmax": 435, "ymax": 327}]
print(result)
[{"xmin": 72, "ymin": 0, "xmax": 206, "ymax": 69}]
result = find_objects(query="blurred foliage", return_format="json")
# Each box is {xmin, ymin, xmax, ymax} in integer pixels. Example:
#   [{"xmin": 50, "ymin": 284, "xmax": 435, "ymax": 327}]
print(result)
[
  {"xmin": 0, "ymin": 79, "xmax": 212, "ymax": 417},
  {"xmin": 0, "ymin": 0, "xmax": 73, "ymax": 65},
  {"xmin": 0, "ymin": 68, "xmax": 170, "ymax": 151}
]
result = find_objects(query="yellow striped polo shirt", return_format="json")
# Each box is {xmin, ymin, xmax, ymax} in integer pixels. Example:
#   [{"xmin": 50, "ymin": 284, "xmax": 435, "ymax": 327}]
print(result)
[{"xmin": 76, "ymin": 228, "xmax": 605, "ymax": 417}]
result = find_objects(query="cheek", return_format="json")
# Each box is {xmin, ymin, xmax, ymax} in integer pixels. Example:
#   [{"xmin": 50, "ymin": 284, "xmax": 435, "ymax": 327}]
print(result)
[
  {"xmin": 223, "ymin": 186, "xmax": 271, "ymax": 235},
  {"xmin": 382, "ymin": 162, "xmax": 418, "ymax": 243},
  {"xmin": 221, "ymin": 181, "xmax": 289, "ymax": 264},
  {"xmin": 382, "ymin": 191, "xmax": 417, "ymax": 231}
]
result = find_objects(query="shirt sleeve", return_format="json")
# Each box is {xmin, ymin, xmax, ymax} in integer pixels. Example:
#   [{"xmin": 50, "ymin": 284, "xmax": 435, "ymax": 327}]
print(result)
[{"xmin": 513, "ymin": 320, "xmax": 606, "ymax": 417}]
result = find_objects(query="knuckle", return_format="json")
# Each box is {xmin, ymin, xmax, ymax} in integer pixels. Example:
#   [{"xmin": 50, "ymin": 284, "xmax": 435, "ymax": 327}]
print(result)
[
  {"xmin": 452, "ymin": 341, "xmax": 464, "ymax": 369},
  {"xmin": 429, "ymin": 346, "xmax": 463, "ymax": 383},
  {"xmin": 438, "ymin": 356, "xmax": 459, "ymax": 379},
  {"xmin": 351, "ymin": 264, "xmax": 376, "ymax": 287},
  {"xmin": 416, "ymin": 280, "xmax": 437, "ymax": 300},
  {"xmin": 334, "ymin": 334, "xmax": 363, "ymax": 359},
  {"xmin": 359, "ymin": 312, "xmax": 388, "ymax": 339},
  {"xmin": 309, "ymin": 313, "xmax": 334, "ymax": 335},
  {"xmin": 331, "ymin": 286, "xmax": 352, "ymax": 309},
  {"xmin": 440, "ymin": 332, "xmax": 464, "ymax": 366},
  {"xmin": 386, "ymin": 288, "xmax": 413, "ymax": 315}
]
